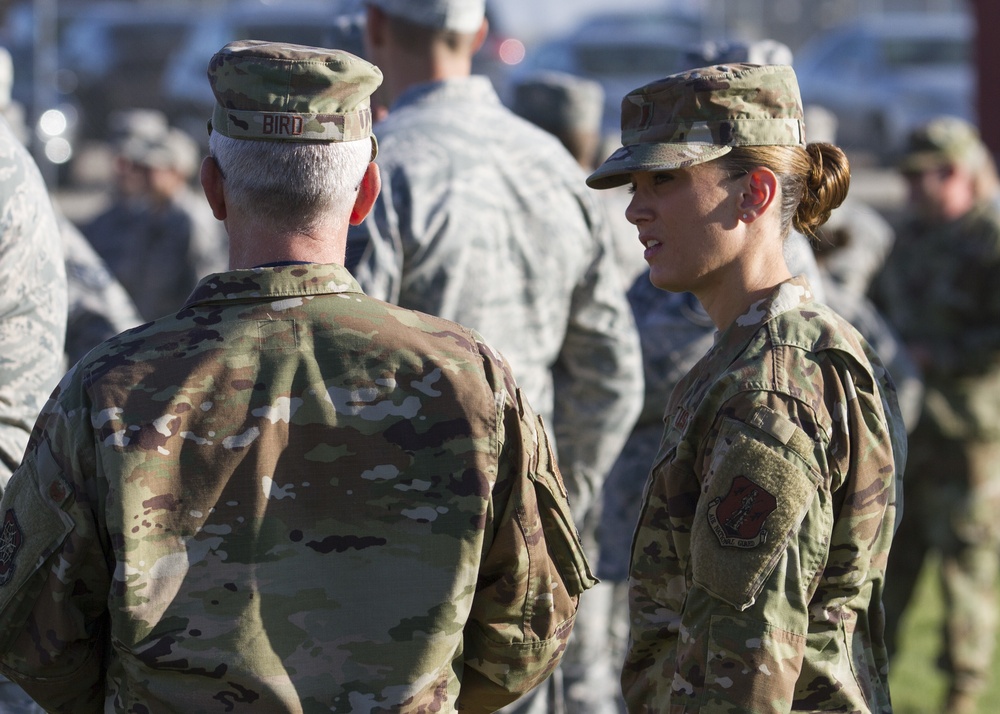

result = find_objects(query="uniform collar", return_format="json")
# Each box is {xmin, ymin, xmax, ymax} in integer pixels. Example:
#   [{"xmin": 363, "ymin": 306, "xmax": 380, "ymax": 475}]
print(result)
[{"xmin": 182, "ymin": 263, "xmax": 363, "ymax": 308}]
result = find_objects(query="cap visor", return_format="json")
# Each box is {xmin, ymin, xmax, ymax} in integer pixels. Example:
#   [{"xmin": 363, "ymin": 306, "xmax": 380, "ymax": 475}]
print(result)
[{"xmin": 586, "ymin": 143, "xmax": 732, "ymax": 189}]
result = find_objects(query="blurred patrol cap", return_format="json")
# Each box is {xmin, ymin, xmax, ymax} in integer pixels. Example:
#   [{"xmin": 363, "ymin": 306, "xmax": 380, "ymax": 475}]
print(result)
[
  {"xmin": 898, "ymin": 116, "xmax": 987, "ymax": 173},
  {"xmin": 365, "ymin": 0, "xmax": 485, "ymax": 33},
  {"xmin": 511, "ymin": 70, "xmax": 604, "ymax": 136},
  {"xmin": 122, "ymin": 127, "xmax": 201, "ymax": 179},
  {"xmin": 207, "ymin": 40, "xmax": 382, "ymax": 159},
  {"xmin": 680, "ymin": 39, "xmax": 794, "ymax": 71},
  {"xmin": 587, "ymin": 63, "xmax": 805, "ymax": 190},
  {"xmin": 108, "ymin": 108, "xmax": 169, "ymax": 148}
]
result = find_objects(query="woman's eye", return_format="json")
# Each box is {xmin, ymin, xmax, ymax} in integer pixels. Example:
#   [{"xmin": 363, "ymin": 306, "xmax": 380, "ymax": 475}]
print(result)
[{"xmin": 653, "ymin": 173, "xmax": 673, "ymax": 185}]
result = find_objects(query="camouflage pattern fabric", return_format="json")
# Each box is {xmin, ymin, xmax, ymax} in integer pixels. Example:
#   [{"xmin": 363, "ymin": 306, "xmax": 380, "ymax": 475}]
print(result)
[
  {"xmin": 208, "ymin": 41, "xmax": 380, "ymax": 152},
  {"xmin": 622, "ymin": 276, "xmax": 905, "ymax": 714},
  {"xmin": 0, "ymin": 263, "xmax": 595, "ymax": 713},
  {"xmin": 874, "ymin": 198, "xmax": 1000, "ymax": 702},
  {"xmin": 348, "ymin": 75, "xmax": 644, "ymax": 529},
  {"xmin": 58, "ymin": 211, "xmax": 143, "ymax": 366},
  {"xmin": 587, "ymin": 63, "xmax": 806, "ymax": 190},
  {"xmin": 85, "ymin": 186, "xmax": 228, "ymax": 322},
  {"xmin": 0, "ymin": 116, "xmax": 67, "ymax": 485}
]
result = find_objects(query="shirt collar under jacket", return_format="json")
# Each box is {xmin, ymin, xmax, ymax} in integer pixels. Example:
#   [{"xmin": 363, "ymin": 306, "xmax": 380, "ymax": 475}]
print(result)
[
  {"xmin": 699, "ymin": 275, "xmax": 817, "ymax": 379},
  {"xmin": 389, "ymin": 74, "xmax": 499, "ymax": 114},
  {"xmin": 182, "ymin": 262, "xmax": 364, "ymax": 309}
]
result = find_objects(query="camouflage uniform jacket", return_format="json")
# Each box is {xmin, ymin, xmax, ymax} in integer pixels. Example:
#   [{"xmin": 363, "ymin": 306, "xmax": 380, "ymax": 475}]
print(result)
[
  {"xmin": 0, "ymin": 263, "xmax": 596, "ymax": 714},
  {"xmin": 348, "ymin": 76, "xmax": 643, "ymax": 522},
  {"xmin": 623, "ymin": 277, "xmax": 906, "ymax": 714},
  {"xmin": 0, "ymin": 117, "xmax": 67, "ymax": 485},
  {"xmin": 875, "ymin": 199, "xmax": 1000, "ymax": 440}
]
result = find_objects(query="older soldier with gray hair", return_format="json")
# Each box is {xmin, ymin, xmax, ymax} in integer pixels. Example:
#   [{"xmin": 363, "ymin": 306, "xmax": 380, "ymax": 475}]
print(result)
[{"xmin": 0, "ymin": 40, "xmax": 594, "ymax": 713}]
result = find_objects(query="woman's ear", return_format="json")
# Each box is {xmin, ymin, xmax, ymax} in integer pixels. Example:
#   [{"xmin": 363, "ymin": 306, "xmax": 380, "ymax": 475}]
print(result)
[{"xmin": 738, "ymin": 166, "xmax": 778, "ymax": 223}]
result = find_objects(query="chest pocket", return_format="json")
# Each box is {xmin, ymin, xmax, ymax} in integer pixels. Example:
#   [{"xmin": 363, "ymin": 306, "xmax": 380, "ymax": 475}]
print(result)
[{"xmin": 690, "ymin": 407, "xmax": 822, "ymax": 611}]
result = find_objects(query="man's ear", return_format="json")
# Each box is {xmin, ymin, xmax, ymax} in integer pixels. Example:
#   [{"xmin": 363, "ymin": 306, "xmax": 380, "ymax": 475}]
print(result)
[
  {"xmin": 470, "ymin": 17, "xmax": 489, "ymax": 55},
  {"xmin": 738, "ymin": 166, "xmax": 778, "ymax": 223},
  {"xmin": 350, "ymin": 162, "xmax": 381, "ymax": 225},
  {"xmin": 200, "ymin": 155, "xmax": 227, "ymax": 221}
]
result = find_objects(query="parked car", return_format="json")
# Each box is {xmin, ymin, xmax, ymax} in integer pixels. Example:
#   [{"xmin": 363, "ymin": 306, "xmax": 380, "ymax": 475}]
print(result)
[
  {"xmin": 507, "ymin": 10, "xmax": 703, "ymax": 134},
  {"xmin": 793, "ymin": 12, "xmax": 974, "ymax": 157}
]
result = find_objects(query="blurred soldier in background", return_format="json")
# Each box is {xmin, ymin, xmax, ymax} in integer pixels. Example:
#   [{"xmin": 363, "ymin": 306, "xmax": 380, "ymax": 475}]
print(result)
[
  {"xmin": 59, "ymin": 216, "xmax": 143, "ymax": 365},
  {"xmin": 0, "ymin": 50, "xmax": 144, "ymax": 369},
  {"xmin": 83, "ymin": 116, "xmax": 228, "ymax": 321},
  {"xmin": 350, "ymin": 2, "xmax": 643, "ymax": 712},
  {"xmin": 875, "ymin": 116, "xmax": 1000, "ymax": 714},
  {"xmin": 81, "ymin": 108, "xmax": 167, "ymax": 257},
  {"xmin": 804, "ymin": 104, "xmax": 924, "ymax": 432},
  {"xmin": 511, "ymin": 70, "xmax": 647, "ymax": 284}
]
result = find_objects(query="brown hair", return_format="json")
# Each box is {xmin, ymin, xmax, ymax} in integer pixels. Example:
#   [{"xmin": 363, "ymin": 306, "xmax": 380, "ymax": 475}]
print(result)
[{"xmin": 716, "ymin": 143, "xmax": 851, "ymax": 240}]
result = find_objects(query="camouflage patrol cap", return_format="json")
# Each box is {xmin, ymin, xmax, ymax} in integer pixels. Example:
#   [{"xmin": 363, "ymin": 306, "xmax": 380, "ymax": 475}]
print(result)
[
  {"xmin": 587, "ymin": 63, "xmax": 806, "ymax": 190},
  {"xmin": 512, "ymin": 70, "xmax": 604, "ymax": 135},
  {"xmin": 366, "ymin": 0, "xmax": 485, "ymax": 33},
  {"xmin": 122, "ymin": 128, "xmax": 201, "ymax": 178},
  {"xmin": 207, "ymin": 40, "xmax": 382, "ymax": 159},
  {"xmin": 898, "ymin": 116, "xmax": 987, "ymax": 173}
]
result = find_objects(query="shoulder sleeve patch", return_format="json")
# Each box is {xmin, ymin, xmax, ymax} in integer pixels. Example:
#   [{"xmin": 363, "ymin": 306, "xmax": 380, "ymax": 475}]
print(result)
[{"xmin": 692, "ymin": 418, "xmax": 822, "ymax": 610}]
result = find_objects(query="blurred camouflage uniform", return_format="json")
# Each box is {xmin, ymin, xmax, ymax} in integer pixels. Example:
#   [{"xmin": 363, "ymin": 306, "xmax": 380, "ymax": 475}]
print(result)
[
  {"xmin": 0, "ymin": 41, "xmax": 594, "ymax": 713},
  {"xmin": 0, "ymin": 97, "xmax": 68, "ymax": 714},
  {"xmin": 87, "ymin": 127, "xmax": 228, "ymax": 321},
  {"xmin": 587, "ymin": 64, "xmax": 905, "ymax": 714},
  {"xmin": 349, "ymin": 70, "xmax": 642, "ymax": 530},
  {"xmin": 352, "ymin": 6, "xmax": 642, "ymax": 713},
  {"xmin": 875, "ymin": 117, "xmax": 1000, "ymax": 713},
  {"xmin": 59, "ymin": 211, "xmax": 144, "ymax": 365},
  {"xmin": 0, "ymin": 115, "xmax": 67, "ymax": 486}
]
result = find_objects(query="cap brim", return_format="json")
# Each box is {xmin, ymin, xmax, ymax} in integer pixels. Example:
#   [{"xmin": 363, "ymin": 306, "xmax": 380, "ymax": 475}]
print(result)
[
  {"xmin": 586, "ymin": 142, "xmax": 733, "ymax": 189},
  {"xmin": 897, "ymin": 150, "xmax": 950, "ymax": 173}
]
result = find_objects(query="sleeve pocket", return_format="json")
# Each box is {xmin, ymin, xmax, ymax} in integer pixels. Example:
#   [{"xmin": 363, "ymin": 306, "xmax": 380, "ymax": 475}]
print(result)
[
  {"xmin": 0, "ymin": 455, "xmax": 75, "ymax": 652},
  {"xmin": 691, "ymin": 422, "xmax": 821, "ymax": 611},
  {"xmin": 526, "ymin": 415, "xmax": 597, "ymax": 598}
]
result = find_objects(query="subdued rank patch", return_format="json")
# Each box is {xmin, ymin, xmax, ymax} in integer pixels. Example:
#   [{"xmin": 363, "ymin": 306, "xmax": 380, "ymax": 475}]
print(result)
[
  {"xmin": 0, "ymin": 509, "xmax": 23, "ymax": 586},
  {"xmin": 707, "ymin": 474, "xmax": 777, "ymax": 548}
]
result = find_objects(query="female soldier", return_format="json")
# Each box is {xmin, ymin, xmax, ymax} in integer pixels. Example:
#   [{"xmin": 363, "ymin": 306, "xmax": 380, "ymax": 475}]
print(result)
[{"xmin": 586, "ymin": 63, "xmax": 906, "ymax": 714}]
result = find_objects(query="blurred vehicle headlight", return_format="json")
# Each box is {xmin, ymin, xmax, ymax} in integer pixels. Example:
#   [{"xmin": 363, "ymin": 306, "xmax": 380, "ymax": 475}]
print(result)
[
  {"xmin": 38, "ymin": 108, "xmax": 68, "ymax": 138},
  {"xmin": 43, "ymin": 137, "xmax": 72, "ymax": 164}
]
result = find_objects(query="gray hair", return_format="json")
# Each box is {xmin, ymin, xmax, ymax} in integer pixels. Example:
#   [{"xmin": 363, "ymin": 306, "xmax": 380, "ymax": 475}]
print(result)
[{"xmin": 208, "ymin": 133, "xmax": 371, "ymax": 231}]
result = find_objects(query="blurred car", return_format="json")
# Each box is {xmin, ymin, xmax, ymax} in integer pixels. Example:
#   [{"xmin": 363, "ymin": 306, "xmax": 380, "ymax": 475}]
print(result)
[
  {"xmin": 793, "ymin": 12, "xmax": 974, "ymax": 157},
  {"xmin": 58, "ymin": 2, "xmax": 199, "ymax": 141},
  {"xmin": 162, "ymin": 0, "xmax": 366, "ymax": 141},
  {"xmin": 507, "ymin": 10, "xmax": 703, "ymax": 133}
]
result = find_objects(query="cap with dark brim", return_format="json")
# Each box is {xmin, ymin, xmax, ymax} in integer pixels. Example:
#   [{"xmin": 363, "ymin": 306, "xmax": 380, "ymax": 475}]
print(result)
[
  {"xmin": 587, "ymin": 143, "xmax": 732, "ymax": 189},
  {"xmin": 207, "ymin": 40, "xmax": 382, "ymax": 159},
  {"xmin": 587, "ymin": 63, "xmax": 805, "ymax": 190}
]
